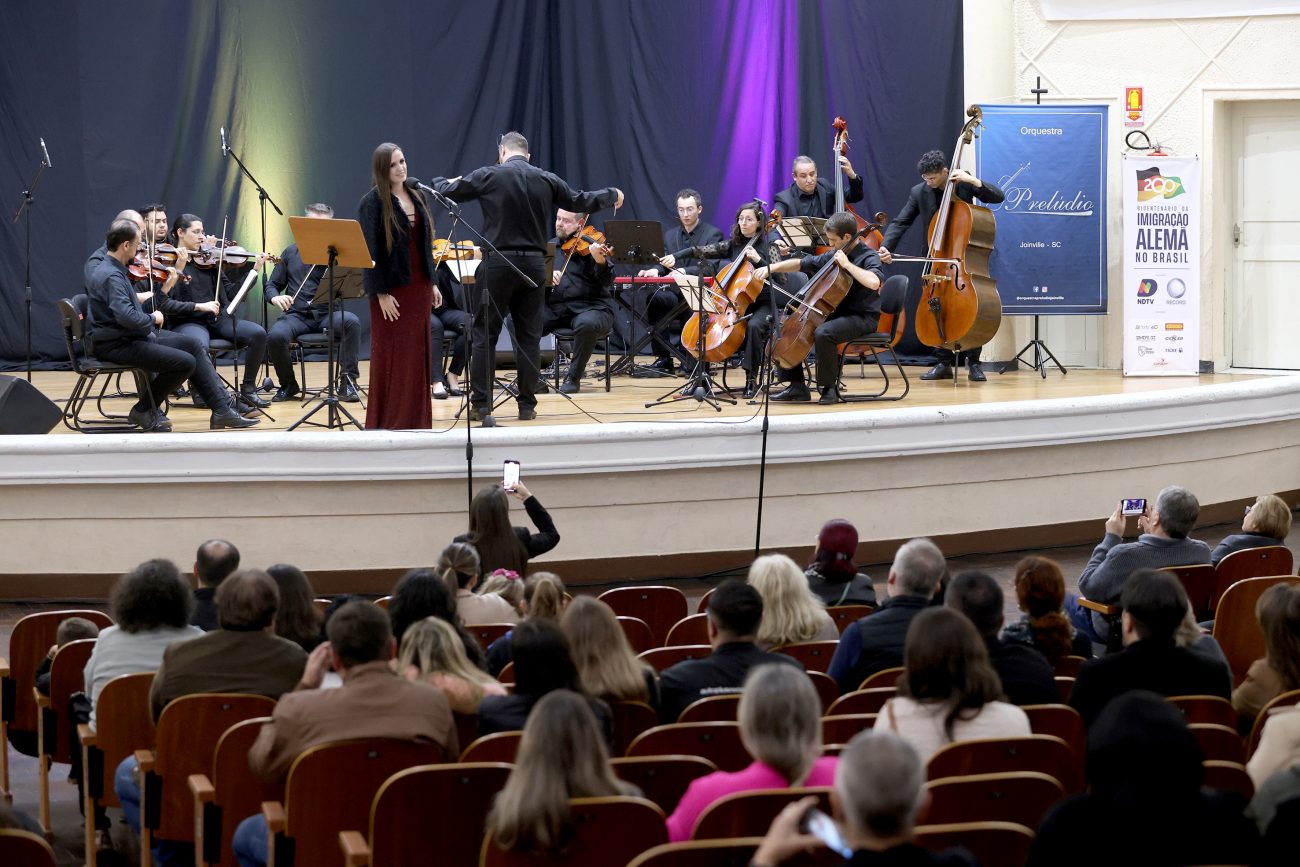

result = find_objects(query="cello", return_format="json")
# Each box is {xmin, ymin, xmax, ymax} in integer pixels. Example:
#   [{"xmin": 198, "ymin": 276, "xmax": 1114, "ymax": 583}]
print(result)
[
  {"xmin": 680, "ymin": 208, "xmax": 777, "ymax": 362},
  {"xmin": 771, "ymin": 225, "xmax": 868, "ymax": 370}
]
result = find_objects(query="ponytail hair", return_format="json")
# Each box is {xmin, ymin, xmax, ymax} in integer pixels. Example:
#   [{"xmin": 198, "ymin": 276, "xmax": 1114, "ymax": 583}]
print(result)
[
  {"xmin": 525, "ymin": 572, "xmax": 566, "ymax": 621},
  {"xmin": 437, "ymin": 542, "xmax": 481, "ymax": 594},
  {"xmin": 1012, "ymin": 556, "xmax": 1074, "ymax": 664}
]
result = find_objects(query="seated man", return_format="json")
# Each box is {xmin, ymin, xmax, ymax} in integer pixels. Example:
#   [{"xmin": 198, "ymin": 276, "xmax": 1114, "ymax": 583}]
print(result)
[
  {"xmin": 232, "ymin": 601, "xmax": 458, "ymax": 867},
  {"xmin": 658, "ymin": 580, "xmax": 803, "ymax": 723},
  {"xmin": 1069, "ymin": 569, "xmax": 1232, "ymax": 728},
  {"xmin": 946, "ymin": 571, "xmax": 1057, "ymax": 705},
  {"xmin": 190, "ymin": 538, "xmax": 240, "ymax": 631},
  {"xmin": 1067, "ymin": 486, "xmax": 1211, "ymax": 644},
  {"xmin": 545, "ymin": 209, "xmax": 615, "ymax": 394},
  {"xmin": 828, "ymin": 538, "xmax": 946, "ymax": 694}
]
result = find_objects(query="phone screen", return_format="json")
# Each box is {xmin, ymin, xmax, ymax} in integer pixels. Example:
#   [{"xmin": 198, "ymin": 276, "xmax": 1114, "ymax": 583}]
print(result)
[
  {"xmin": 800, "ymin": 808, "xmax": 851, "ymax": 859},
  {"xmin": 1121, "ymin": 498, "xmax": 1146, "ymax": 516},
  {"xmin": 503, "ymin": 460, "xmax": 520, "ymax": 490}
]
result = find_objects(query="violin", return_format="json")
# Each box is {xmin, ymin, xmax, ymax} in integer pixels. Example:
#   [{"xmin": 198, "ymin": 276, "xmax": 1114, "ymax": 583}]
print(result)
[
  {"xmin": 560, "ymin": 226, "xmax": 611, "ymax": 257},
  {"xmin": 432, "ymin": 238, "xmax": 478, "ymax": 262},
  {"xmin": 681, "ymin": 210, "xmax": 779, "ymax": 363},
  {"xmin": 127, "ymin": 253, "xmax": 190, "ymax": 285},
  {"xmin": 189, "ymin": 242, "xmax": 280, "ymax": 269}
]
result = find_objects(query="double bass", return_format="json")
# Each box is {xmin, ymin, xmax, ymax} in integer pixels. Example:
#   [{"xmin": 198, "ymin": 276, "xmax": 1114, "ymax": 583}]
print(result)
[{"xmin": 680, "ymin": 210, "xmax": 778, "ymax": 362}]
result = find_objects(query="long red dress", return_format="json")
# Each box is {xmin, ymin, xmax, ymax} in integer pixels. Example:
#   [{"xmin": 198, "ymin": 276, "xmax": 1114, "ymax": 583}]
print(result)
[{"xmin": 366, "ymin": 210, "xmax": 433, "ymax": 430}]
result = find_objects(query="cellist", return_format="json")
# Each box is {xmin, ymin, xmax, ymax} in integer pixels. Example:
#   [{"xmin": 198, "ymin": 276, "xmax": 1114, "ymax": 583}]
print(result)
[
  {"xmin": 879, "ymin": 149, "xmax": 1004, "ymax": 382},
  {"xmin": 753, "ymin": 211, "xmax": 883, "ymax": 405}
]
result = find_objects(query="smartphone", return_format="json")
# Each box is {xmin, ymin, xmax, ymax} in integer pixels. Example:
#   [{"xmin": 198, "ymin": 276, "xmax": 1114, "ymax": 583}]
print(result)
[
  {"xmin": 1121, "ymin": 498, "xmax": 1147, "ymax": 517},
  {"xmin": 800, "ymin": 808, "xmax": 851, "ymax": 859},
  {"xmin": 503, "ymin": 460, "xmax": 520, "ymax": 491}
]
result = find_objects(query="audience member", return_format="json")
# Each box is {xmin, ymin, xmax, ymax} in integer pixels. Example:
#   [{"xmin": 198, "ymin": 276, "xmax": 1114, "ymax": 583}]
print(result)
[
  {"xmin": 455, "ymin": 483, "xmax": 560, "ymax": 576},
  {"xmin": 946, "ymin": 570, "xmax": 1057, "ymax": 705},
  {"xmin": 35, "ymin": 616, "xmax": 100, "ymax": 697},
  {"xmin": 667, "ymin": 664, "xmax": 836, "ymax": 841},
  {"xmin": 398, "ymin": 615, "xmax": 506, "ymax": 714},
  {"xmin": 265, "ymin": 563, "xmax": 323, "ymax": 653},
  {"xmin": 1174, "ymin": 598, "xmax": 1233, "ymax": 694},
  {"xmin": 1247, "ymin": 755, "xmax": 1300, "ymax": 865},
  {"xmin": 1069, "ymin": 570, "xmax": 1231, "ymax": 727},
  {"xmin": 232, "ymin": 601, "xmax": 457, "ymax": 867},
  {"xmin": 485, "ymin": 690, "xmax": 636, "ymax": 858},
  {"xmin": 750, "ymin": 553, "xmax": 839, "ymax": 649},
  {"xmin": 438, "ymin": 541, "xmax": 519, "ymax": 625},
  {"xmin": 999, "ymin": 556, "xmax": 1093, "ymax": 663},
  {"xmin": 875, "ymin": 607, "xmax": 1030, "ymax": 761},
  {"xmin": 828, "ymin": 539, "xmax": 946, "ymax": 694},
  {"xmin": 1067, "ymin": 487, "xmax": 1210, "ymax": 643},
  {"xmin": 561, "ymin": 596, "xmax": 659, "ymax": 710},
  {"xmin": 658, "ymin": 580, "xmax": 803, "ymax": 723},
  {"xmin": 1234, "ymin": 582, "xmax": 1300, "ymax": 720},
  {"xmin": 479, "ymin": 569, "xmax": 526, "ymax": 615},
  {"xmin": 387, "ymin": 567, "xmax": 487, "ymax": 670},
  {"xmin": 1029, "ymin": 691, "xmax": 1260, "ymax": 866},
  {"xmin": 1248, "ymin": 705, "xmax": 1300, "ymax": 791},
  {"xmin": 1212, "ymin": 494, "xmax": 1292, "ymax": 566},
  {"xmin": 190, "ymin": 539, "xmax": 240, "ymax": 631},
  {"xmin": 750, "ymin": 731, "xmax": 978, "ymax": 867},
  {"xmin": 485, "ymin": 572, "xmax": 567, "ymax": 674},
  {"xmin": 805, "ymin": 519, "xmax": 876, "ymax": 607}
]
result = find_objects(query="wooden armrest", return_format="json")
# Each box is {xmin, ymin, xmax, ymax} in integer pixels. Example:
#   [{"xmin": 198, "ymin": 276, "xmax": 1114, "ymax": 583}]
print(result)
[
  {"xmin": 339, "ymin": 830, "xmax": 372, "ymax": 867},
  {"xmin": 1077, "ymin": 597, "xmax": 1119, "ymax": 616},
  {"xmin": 77, "ymin": 723, "xmax": 96, "ymax": 747},
  {"xmin": 134, "ymin": 748, "xmax": 156, "ymax": 773},
  {"xmin": 188, "ymin": 773, "xmax": 215, "ymax": 803},
  {"xmin": 0, "ymin": 656, "xmax": 9, "ymax": 677},
  {"xmin": 34, "ymin": 687, "xmax": 50, "ymax": 709},
  {"xmin": 262, "ymin": 800, "xmax": 287, "ymax": 833}
]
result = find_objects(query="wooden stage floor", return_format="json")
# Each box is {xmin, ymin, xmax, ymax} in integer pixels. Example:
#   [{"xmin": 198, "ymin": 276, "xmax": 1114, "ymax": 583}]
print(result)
[{"xmin": 28, "ymin": 360, "xmax": 1267, "ymax": 434}]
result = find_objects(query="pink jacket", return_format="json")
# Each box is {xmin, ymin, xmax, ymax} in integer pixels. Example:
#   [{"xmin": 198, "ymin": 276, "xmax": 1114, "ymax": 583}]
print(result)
[{"xmin": 665, "ymin": 757, "xmax": 838, "ymax": 842}]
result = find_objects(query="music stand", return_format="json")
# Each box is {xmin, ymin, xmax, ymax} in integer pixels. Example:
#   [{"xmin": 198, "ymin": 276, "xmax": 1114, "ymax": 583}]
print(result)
[
  {"xmin": 775, "ymin": 217, "xmax": 829, "ymax": 251},
  {"xmin": 286, "ymin": 217, "xmax": 374, "ymax": 431},
  {"xmin": 603, "ymin": 220, "xmax": 679, "ymax": 376}
]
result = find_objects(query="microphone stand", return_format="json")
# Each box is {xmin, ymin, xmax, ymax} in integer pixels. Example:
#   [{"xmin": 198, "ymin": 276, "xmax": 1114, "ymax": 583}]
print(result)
[
  {"xmin": 752, "ymin": 269, "xmax": 784, "ymax": 557},
  {"xmin": 11, "ymin": 146, "xmax": 50, "ymax": 381}
]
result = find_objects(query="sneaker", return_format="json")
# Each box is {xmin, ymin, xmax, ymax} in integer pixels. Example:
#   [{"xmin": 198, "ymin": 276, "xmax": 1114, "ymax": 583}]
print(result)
[{"xmin": 210, "ymin": 410, "xmax": 259, "ymax": 430}]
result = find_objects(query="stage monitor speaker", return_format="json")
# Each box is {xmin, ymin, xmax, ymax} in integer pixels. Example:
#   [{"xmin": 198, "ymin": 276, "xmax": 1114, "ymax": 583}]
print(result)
[{"xmin": 0, "ymin": 375, "xmax": 62, "ymax": 435}]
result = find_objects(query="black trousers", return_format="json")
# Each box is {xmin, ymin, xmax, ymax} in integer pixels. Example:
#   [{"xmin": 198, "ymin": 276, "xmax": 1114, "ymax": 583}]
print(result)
[
  {"xmin": 174, "ymin": 318, "xmax": 267, "ymax": 390},
  {"xmin": 471, "ymin": 252, "xmax": 546, "ymax": 413},
  {"xmin": 544, "ymin": 305, "xmax": 614, "ymax": 381},
  {"xmin": 780, "ymin": 313, "xmax": 875, "ymax": 391},
  {"xmin": 94, "ymin": 329, "xmax": 226, "ymax": 412},
  {"xmin": 431, "ymin": 308, "xmax": 470, "ymax": 382},
  {"xmin": 934, "ymin": 345, "xmax": 982, "ymax": 366},
  {"xmin": 267, "ymin": 308, "xmax": 362, "ymax": 385}
]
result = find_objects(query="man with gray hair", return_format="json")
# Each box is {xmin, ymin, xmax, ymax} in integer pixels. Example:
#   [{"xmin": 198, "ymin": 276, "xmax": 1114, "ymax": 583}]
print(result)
[
  {"xmin": 827, "ymin": 538, "xmax": 947, "ymax": 694},
  {"xmin": 1066, "ymin": 486, "xmax": 1210, "ymax": 644},
  {"xmin": 750, "ymin": 730, "xmax": 976, "ymax": 866}
]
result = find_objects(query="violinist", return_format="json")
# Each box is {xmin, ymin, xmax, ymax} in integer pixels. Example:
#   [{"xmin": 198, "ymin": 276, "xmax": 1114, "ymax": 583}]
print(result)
[
  {"xmin": 167, "ymin": 213, "xmax": 272, "ymax": 409},
  {"xmin": 659, "ymin": 200, "xmax": 771, "ymax": 398},
  {"xmin": 543, "ymin": 210, "xmax": 615, "ymax": 394},
  {"xmin": 879, "ymin": 149, "xmax": 1004, "ymax": 382},
  {"xmin": 753, "ymin": 211, "xmax": 883, "ymax": 405},
  {"xmin": 265, "ymin": 203, "xmax": 362, "ymax": 403}
]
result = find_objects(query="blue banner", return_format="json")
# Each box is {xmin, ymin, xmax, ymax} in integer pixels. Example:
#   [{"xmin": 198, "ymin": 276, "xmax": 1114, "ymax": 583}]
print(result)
[{"xmin": 976, "ymin": 104, "xmax": 1108, "ymax": 315}]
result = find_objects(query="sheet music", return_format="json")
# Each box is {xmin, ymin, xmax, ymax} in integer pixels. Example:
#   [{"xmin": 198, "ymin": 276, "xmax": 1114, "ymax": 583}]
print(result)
[
  {"xmin": 671, "ymin": 272, "xmax": 705, "ymax": 310},
  {"xmin": 777, "ymin": 217, "xmax": 828, "ymax": 249},
  {"xmin": 225, "ymin": 269, "xmax": 259, "ymax": 316}
]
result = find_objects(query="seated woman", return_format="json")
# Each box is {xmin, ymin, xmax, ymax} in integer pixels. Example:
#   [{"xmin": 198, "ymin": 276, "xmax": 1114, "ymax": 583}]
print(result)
[
  {"xmin": 398, "ymin": 616, "xmax": 506, "ymax": 714},
  {"xmin": 265, "ymin": 564, "xmax": 323, "ymax": 653},
  {"xmin": 485, "ymin": 690, "xmax": 637, "ymax": 859},
  {"xmin": 748, "ymin": 554, "xmax": 838, "ymax": 649},
  {"xmin": 804, "ymin": 519, "xmax": 876, "ymax": 607},
  {"xmin": 876, "ymin": 607, "xmax": 1030, "ymax": 762},
  {"xmin": 562, "ymin": 596, "xmax": 659, "ymax": 711},
  {"xmin": 438, "ymin": 541, "xmax": 519, "ymax": 626},
  {"xmin": 666, "ymin": 664, "xmax": 836, "ymax": 841},
  {"xmin": 1233, "ymin": 583, "xmax": 1300, "ymax": 721},
  {"xmin": 485, "ymin": 572, "xmax": 567, "ymax": 675},
  {"xmin": 1213, "ymin": 494, "xmax": 1292, "ymax": 566},
  {"xmin": 387, "ymin": 567, "xmax": 487, "ymax": 671},
  {"xmin": 478, "ymin": 569, "xmax": 526, "ymax": 617},
  {"xmin": 454, "ymin": 483, "xmax": 560, "ymax": 577},
  {"xmin": 1000, "ymin": 556, "xmax": 1093, "ymax": 663}
]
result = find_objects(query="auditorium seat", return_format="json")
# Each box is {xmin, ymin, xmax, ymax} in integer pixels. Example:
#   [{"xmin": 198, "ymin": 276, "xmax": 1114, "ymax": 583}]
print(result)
[
  {"xmin": 1188, "ymin": 723, "xmax": 1247, "ymax": 764},
  {"xmin": 856, "ymin": 666, "xmax": 904, "ymax": 691},
  {"xmin": 806, "ymin": 671, "xmax": 839, "ymax": 713},
  {"xmin": 826, "ymin": 605, "xmax": 874, "ymax": 635},
  {"xmin": 626, "ymin": 722, "xmax": 749, "ymax": 772},
  {"xmin": 665, "ymin": 614, "xmax": 710, "ymax": 647},
  {"xmin": 1159, "ymin": 564, "xmax": 1217, "ymax": 621},
  {"xmin": 33, "ymin": 637, "xmax": 96, "ymax": 835},
  {"xmin": 1213, "ymin": 576, "xmax": 1300, "ymax": 685},
  {"xmin": 610, "ymin": 701, "xmax": 659, "ymax": 756},
  {"xmin": 914, "ymin": 821, "xmax": 1034, "ymax": 867},
  {"xmin": 826, "ymin": 688, "xmax": 896, "ymax": 717},
  {"xmin": 1212, "ymin": 546, "xmax": 1293, "ymax": 613},
  {"xmin": 626, "ymin": 838, "xmax": 760, "ymax": 867},
  {"xmin": 921, "ymin": 772, "xmax": 1064, "ymax": 829},
  {"xmin": 638, "ymin": 645, "xmax": 711, "ymax": 672},
  {"xmin": 1055, "ymin": 676, "xmax": 1075, "ymax": 703},
  {"xmin": 469, "ymin": 623, "xmax": 515, "ymax": 652},
  {"xmin": 0, "ymin": 829, "xmax": 56, "ymax": 867},
  {"xmin": 617, "ymin": 616, "xmax": 656, "ymax": 654},
  {"xmin": 1052, "ymin": 655, "xmax": 1088, "ymax": 678},
  {"xmin": 677, "ymin": 695, "xmax": 741, "ymax": 723},
  {"xmin": 598, "ymin": 587, "xmax": 689, "ymax": 646},
  {"xmin": 460, "ymin": 731, "xmax": 522, "ymax": 764},
  {"xmin": 1246, "ymin": 688, "xmax": 1300, "ymax": 758},
  {"xmin": 821, "ymin": 714, "xmax": 876, "ymax": 748},
  {"xmin": 1021, "ymin": 704, "xmax": 1086, "ymax": 767},
  {"xmin": 1201, "ymin": 760, "xmax": 1255, "ymax": 801},
  {"xmin": 774, "ymin": 640, "xmax": 839, "ymax": 673},
  {"xmin": 480, "ymin": 796, "xmax": 667, "ymax": 867},
  {"xmin": 80, "ymin": 671, "xmax": 155, "ymax": 867},
  {"xmin": 191, "ymin": 717, "xmax": 280, "ymax": 867},
  {"xmin": 696, "ymin": 589, "xmax": 716, "ymax": 614},
  {"xmin": 691, "ymin": 787, "xmax": 832, "ymax": 840},
  {"xmin": 497, "ymin": 661, "xmax": 515, "ymax": 685},
  {"xmin": 610, "ymin": 755, "xmax": 716, "ymax": 814},
  {"xmin": 926, "ymin": 735, "xmax": 1079, "ymax": 793}
]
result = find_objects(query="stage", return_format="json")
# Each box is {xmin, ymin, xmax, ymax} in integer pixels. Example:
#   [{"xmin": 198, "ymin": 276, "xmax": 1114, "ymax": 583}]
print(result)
[{"xmin": 2, "ymin": 362, "xmax": 1299, "ymax": 599}]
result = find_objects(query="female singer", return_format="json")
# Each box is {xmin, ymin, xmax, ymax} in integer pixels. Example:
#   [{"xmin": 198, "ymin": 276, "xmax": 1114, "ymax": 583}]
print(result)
[
  {"xmin": 358, "ymin": 142, "xmax": 442, "ymax": 429},
  {"xmin": 660, "ymin": 200, "xmax": 772, "ymax": 398}
]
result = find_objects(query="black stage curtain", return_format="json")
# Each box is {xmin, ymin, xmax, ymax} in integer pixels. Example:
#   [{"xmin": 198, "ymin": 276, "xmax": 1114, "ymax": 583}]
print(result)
[{"xmin": 0, "ymin": 0, "xmax": 962, "ymax": 369}]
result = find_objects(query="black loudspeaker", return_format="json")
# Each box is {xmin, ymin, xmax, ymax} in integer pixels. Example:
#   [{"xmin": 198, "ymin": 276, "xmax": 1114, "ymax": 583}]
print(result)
[{"xmin": 0, "ymin": 375, "xmax": 62, "ymax": 435}]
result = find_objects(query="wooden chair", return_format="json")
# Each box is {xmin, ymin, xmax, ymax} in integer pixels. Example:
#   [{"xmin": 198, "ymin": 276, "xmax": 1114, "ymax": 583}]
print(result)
[
  {"xmin": 638, "ymin": 645, "xmax": 711, "ymax": 672},
  {"xmin": 610, "ymin": 755, "xmax": 716, "ymax": 814},
  {"xmin": 480, "ymin": 796, "xmax": 667, "ymax": 867},
  {"xmin": 372, "ymin": 596, "xmax": 392, "ymax": 610},
  {"xmin": 33, "ymin": 637, "xmax": 96, "ymax": 835},
  {"xmin": 1053, "ymin": 655, "xmax": 1088, "ymax": 678},
  {"xmin": 1213, "ymin": 546, "xmax": 1294, "ymax": 612},
  {"xmin": 927, "ymin": 735, "xmax": 1079, "ymax": 793},
  {"xmin": 856, "ymin": 666, "xmax": 903, "ymax": 691},
  {"xmin": 1212, "ymin": 576, "xmax": 1300, "ymax": 685},
  {"xmin": 626, "ymin": 722, "xmax": 749, "ymax": 772},
  {"xmin": 610, "ymin": 701, "xmax": 660, "ymax": 757},
  {"xmin": 696, "ymin": 589, "xmax": 716, "ymax": 614},
  {"xmin": 1246, "ymin": 688, "xmax": 1300, "ymax": 758},
  {"xmin": 263, "ymin": 738, "xmax": 443, "ymax": 867},
  {"xmin": 774, "ymin": 641, "xmax": 839, "ymax": 673},
  {"xmin": 806, "ymin": 671, "xmax": 839, "ymax": 714},
  {"xmin": 627, "ymin": 838, "xmax": 760, "ymax": 867},
  {"xmin": 460, "ymin": 731, "xmax": 522, "ymax": 764},
  {"xmin": 598, "ymin": 587, "xmax": 689, "ymax": 646},
  {"xmin": 190, "ymin": 717, "xmax": 281, "ymax": 867},
  {"xmin": 665, "ymin": 614, "xmax": 710, "ymax": 647},
  {"xmin": 1021, "ymin": 704, "xmax": 1086, "ymax": 767},
  {"xmin": 497, "ymin": 662, "xmax": 516, "ymax": 685},
  {"xmin": 826, "ymin": 688, "xmax": 896, "ymax": 717},
  {"xmin": 0, "ymin": 608, "xmax": 112, "ymax": 800},
  {"xmin": 1076, "ymin": 596, "xmax": 1122, "ymax": 652},
  {"xmin": 80, "ymin": 672, "xmax": 156, "ymax": 867},
  {"xmin": 337, "ymin": 762, "xmax": 511, "ymax": 867},
  {"xmin": 1055, "ymin": 676, "xmax": 1075, "ymax": 704},
  {"xmin": 921, "ymin": 772, "xmax": 1064, "ymax": 830},
  {"xmin": 468, "ymin": 623, "xmax": 515, "ymax": 651},
  {"xmin": 136, "ymin": 693, "xmax": 277, "ymax": 866},
  {"xmin": 692, "ymin": 786, "xmax": 832, "ymax": 840},
  {"xmin": 821, "ymin": 714, "xmax": 876, "ymax": 747},
  {"xmin": 678, "ymin": 695, "xmax": 741, "ymax": 723},
  {"xmin": 1160, "ymin": 564, "xmax": 1218, "ymax": 621},
  {"xmin": 313, "ymin": 598, "xmax": 332, "ymax": 615},
  {"xmin": 914, "ymin": 821, "xmax": 1035, "ymax": 867},
  {"xmin": 827, "ymin": 605, "xmax": 874, "ymax": 635},
  {"xmin": 1188, "ymin": 723, "xmax": 1247, "ymax": 764},
  {"xmin": 0, "ymin": 829, "xmax": 56, "ymax": 867},
  {"xmin": 1166, "ymin": 694, "xmax": 1238, "ymax": 728},
  {"xmin": 1202, "ymin": 760, "xmax": 1255, "ymax": 800},
  {"xmin": 617, "ymin": 616, "xmax": 656, "ymax": 654}
]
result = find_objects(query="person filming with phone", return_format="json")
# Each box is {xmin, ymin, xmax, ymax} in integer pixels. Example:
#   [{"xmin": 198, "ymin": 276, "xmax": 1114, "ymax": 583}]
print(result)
[{"xmin": 454, "ymin": 462, "xmax": 560, "ymax": 577}]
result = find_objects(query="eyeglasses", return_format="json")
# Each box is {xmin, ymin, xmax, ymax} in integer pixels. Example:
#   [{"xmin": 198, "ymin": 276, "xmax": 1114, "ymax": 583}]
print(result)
[{"xmin": 1244, "ymin": 504, "xmax": 1253, "ymax": 517}]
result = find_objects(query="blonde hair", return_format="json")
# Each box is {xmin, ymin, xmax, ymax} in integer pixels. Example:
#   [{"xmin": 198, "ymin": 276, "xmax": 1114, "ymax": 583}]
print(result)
[
  {"xmin": 1249, "ymin": 494, "xmax": 1293, "ymax": 539},
  {"xmin": 561, "ymin": 597, "xmax": 650, "ymax": 703},
  {"xmin": 739, "ymin": 664, "xmax": 822, "ymax": 784},
  {"xmin": 748, "ymin": 554, "xmax": 828, "ymax": 647},
  {"xmin": 480, "ymin": 573, "xmax": 525, "ymax": 614},
  {"xmin": 397, "ymin": 617, "xmax": 498, "ymax": 702},
  {"xmin": 524, "ymin": 572, "xmax": 566, "ymax": 621}
]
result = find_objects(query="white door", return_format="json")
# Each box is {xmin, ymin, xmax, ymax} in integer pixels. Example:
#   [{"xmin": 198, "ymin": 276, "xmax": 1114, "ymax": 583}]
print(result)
[{"xmin": 1231, "ymin": 101, "xmax": 1300, "ymax": 369}]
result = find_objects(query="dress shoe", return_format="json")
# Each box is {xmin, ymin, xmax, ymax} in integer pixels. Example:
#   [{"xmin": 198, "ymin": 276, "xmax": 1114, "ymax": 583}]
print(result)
[
  {"xmin": 966, "ymin": 361, "xmax": 987, "ymax": 382},
  {"xmin": 518, "ymin": 407, "xmax": 537, "ymax": 421},
  {"xmin": 149, "ymin": 412, "xmax": 174, "ymax": 433},
  {"xmin": 431, "ymin": 384, "xmax": 449, "ymax": 400},
  {"xmin": 447, "ymin": 383, "xmax": 464, "ymax": 397},
  {"xmin": 558, "ymin": 379, "xmax": 580, "ymax": 395},
  {"xmin": 272, "ymin": 383, "xmax": 301, "ymax": 402},
  {"xmin": 239, "ymin": 387, "xmax": 270, "ymax": 408},
  {"xmin": 337, "ymin": 380, "xmax": 360, "ymax": 402},
  {"xmin": 210, "ymin": 410, "xmax": 259, "ymax": 429},
  {"xmin": 128, "ymin": 406, "xmax": 170, "ymax": 432},
  {"xmin": 191, "ymin": 391, "xmax": 208, "ymax": 408},
  {"xmin": 920, "ymin": 362, "xmax": 954, "ymax": 381},
  {"xmin": 651, "ymin": 356, "xmax": 676, "ymax": 373},
  {"xmin": 232, "ymin": 394, "xmax": 260, "ymax": 416},
  {"xmin": 770, "ymin": 384, "xmax": 812, "ymax": 402},
  {"xmin": 533, "ymin": 380, "xmax": 551, "ymax": 394},
  {"xmin": 741, "ymin": 378, "xmax": 757, "ymax": 399},
  {"xmin": 818, "ymin": 387, "xmax": 841, "ymax": 405}
]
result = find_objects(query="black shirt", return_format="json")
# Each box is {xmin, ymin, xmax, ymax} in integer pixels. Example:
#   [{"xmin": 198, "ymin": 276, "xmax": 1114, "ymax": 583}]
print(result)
[
  {"xmin": 773, "ymin": 175, "xmax": 864, "ymax": 221},
  {"xmin": 168, "ymin": 260, "xmax": 239, "ymax": 326},
  {"xmin": 653, "ymin": 221, "xmax": 725, "ymax": 276},
  {"xmin": 549, "ymin": 238, "xmax": 615, "ymax": 314},
  {"xmin": 191, "ymin": 588, "xmax": 218, "ymax": 632},
  {"xmin": 657, "ymin": 641, "xmax": 803, "ymax": 723},
  {"xmin": 1068, "ymin": 639, "xmax": 1232, "ymax": 728},
  {"xmin": 881, "ymin": 180, "xmax": 1006, "ymax": 252},
  {"xmin": 87, "ymin": 256, "xmax": 155, "ymax": 345},
  {"xmin": 986, "ymin": 638, "xmax": 1058, "ymax": 706},
  {"xmin": 434, "ymin": 155, "xmax": 618, "ymax": 254},
  {"xmin": 795, "ymin": 241, "xmax": 885, "ymax": 320},
  {"xmin": 265, "ymin": 244, "xmax": 324, "ymax": 316}
]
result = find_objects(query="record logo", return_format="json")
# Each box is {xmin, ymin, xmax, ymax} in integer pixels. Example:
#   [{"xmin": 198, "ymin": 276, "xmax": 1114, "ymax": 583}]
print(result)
[{"xmin": 1167, "ymin": 278, "xmax": 1187, "ymax": 299}]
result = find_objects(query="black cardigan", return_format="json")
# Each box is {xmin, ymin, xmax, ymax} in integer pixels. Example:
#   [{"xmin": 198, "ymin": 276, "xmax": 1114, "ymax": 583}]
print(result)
[
  {"xmin": 453, "ymin": 495, "xmax": 561, "ymax": 575},
  {"xmin": 357, "ymin": 187, "xmax": 437, "ymax": 298}
]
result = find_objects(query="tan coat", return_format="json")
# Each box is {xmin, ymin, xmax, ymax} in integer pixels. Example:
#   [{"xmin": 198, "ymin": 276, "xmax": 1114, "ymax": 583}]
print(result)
[
  {"xmin": 1231, "ymin": 657, "xmax": 1286, "ymax": 721},
  {"xmin": 455, "ymin": 589, "xmax": 520, "ymax": 626},
  {"xmin": 149, "ymin": 628, "xmax": 307, "ymax": 721}
]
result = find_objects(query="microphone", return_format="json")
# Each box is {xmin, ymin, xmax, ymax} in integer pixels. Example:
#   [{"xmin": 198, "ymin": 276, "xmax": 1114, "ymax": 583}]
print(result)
[
  {"xmin": 39, "ymin": 138, "xmax": 51, "ymax": 168},
  {"xmin": 220, "ymin": 127, "xmax": 228, "ymax": 157},
  {"xmin": 404, "ymin": 177, "xmax": 457, "ymax": 211}
]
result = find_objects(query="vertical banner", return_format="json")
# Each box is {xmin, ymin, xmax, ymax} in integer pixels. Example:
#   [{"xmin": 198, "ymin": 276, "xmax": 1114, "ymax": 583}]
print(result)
[
  {"xmin": 976, "ymin": 104, "xmax": 1108, "ymax": 315},
  {"xmin": 1122, "ymin": 155, "xmax": 1200, "ymax": 375}
]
